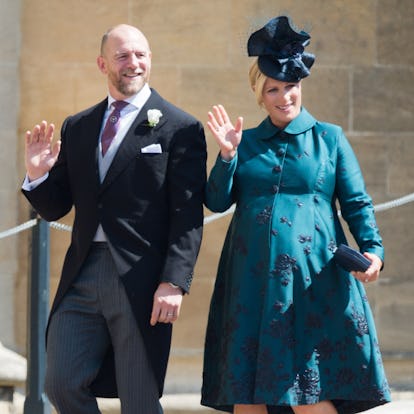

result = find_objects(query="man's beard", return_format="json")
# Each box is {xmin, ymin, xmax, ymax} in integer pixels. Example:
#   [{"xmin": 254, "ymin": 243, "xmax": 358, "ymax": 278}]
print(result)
[{"xmin": 110, "ymin": 71, "xmax": 148, "ymax": 97}]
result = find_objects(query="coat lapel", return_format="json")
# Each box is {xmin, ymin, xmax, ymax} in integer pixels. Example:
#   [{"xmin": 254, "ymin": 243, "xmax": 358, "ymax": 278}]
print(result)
[
  {"xmin": 100, "ymin": 90, "xmax": 166, "ymax": 192},
  {"xmin": 76, "ymin": 99, "xmax": 107, "ymax": 192}
]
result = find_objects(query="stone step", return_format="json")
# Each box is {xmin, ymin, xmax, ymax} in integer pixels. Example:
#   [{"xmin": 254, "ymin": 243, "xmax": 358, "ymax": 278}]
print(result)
[
  {"xmin": 82, "ymin": 392, "xmax": 414, "ymax": 414},
  {"xmin": 96, "ymin": 392, "xmax": 414, "ymax": 414},
  {"xmin": 11, "ymin": 393, "xmax": 222, "ymax": 414},
  {"xmin": 10, "ymin": 391, "xmax": 414, "ymax": 414},
  {"xmin": 97, "ymin": 394, "xmax": 223, "ymax": 414}
]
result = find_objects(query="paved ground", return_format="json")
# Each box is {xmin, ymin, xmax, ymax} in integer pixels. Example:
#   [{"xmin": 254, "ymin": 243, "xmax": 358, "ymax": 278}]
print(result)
[
  {"xmin": 160, "ymin": 391, "xmax": 414, "ymax": 413},
  {"xmin": 13, "ymin": 390, "xmax": 414, "ymax": 413},
  {"xmin": 365, "ymin": 400, "xmax": 414, "ymax": 413},
  {"xmin": 363, "ymin": 391, "xmax": 414, "ymax": 413}
]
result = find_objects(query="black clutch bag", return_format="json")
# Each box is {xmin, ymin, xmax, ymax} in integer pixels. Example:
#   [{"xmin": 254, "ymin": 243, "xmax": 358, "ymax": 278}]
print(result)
[{"xmin": 333, "ymin": 244, "xmax": 371, "ymax": 272}]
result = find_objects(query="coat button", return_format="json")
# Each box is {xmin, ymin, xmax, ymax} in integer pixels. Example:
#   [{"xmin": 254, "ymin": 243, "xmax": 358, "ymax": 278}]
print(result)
[
  {"xmin": 273, "ymin": 165, "xmax": 282, "ymax": 173},
  {"xmin": 277, "ymin": 148, "xmax": 285, "ymax": 156},
  {"xmin": 272, "ymin": 185, "xmax": 279, "ymax": 194}
]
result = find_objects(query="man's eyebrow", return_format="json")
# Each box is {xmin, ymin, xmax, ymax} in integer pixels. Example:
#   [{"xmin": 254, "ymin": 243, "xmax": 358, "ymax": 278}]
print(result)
[{"xmin": 114, "ymin": 49, "xmax": 148, "ymax": 56}]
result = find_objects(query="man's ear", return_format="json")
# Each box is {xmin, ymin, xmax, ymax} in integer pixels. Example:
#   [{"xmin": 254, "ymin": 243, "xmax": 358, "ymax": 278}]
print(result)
[{"xmin": 97, "ymin": 55, "xmax": 107, "ymax": 74}]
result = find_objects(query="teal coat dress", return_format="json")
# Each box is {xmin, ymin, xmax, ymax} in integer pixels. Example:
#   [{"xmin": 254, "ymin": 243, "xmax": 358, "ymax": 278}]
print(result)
[{"xmin": 201, "ymin": 108, "xmax": 391, "ymax": 414}]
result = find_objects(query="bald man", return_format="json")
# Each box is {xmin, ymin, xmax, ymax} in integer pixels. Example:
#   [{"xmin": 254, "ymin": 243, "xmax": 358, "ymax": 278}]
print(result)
[{"xmin": 22, "ymin": 24, "xmax": 206, "ymax": 414}]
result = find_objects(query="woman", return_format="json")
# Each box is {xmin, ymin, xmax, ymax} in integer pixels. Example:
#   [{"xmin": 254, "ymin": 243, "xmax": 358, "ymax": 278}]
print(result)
[{"xmin": 201, "ymin": 16, "xmax": 391, "ymax": 414}]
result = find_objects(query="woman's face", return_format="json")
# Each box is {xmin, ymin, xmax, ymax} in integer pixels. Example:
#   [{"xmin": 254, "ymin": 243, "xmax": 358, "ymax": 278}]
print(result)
[{"xmin": 261, "ymin": 77, "xmax": 302, "ymax": 129}]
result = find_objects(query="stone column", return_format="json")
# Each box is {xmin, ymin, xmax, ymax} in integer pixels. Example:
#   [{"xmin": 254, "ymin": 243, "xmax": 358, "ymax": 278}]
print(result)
[{"xmin": 0, "ymin": 0, "xmax": 21, "ymax": 349}]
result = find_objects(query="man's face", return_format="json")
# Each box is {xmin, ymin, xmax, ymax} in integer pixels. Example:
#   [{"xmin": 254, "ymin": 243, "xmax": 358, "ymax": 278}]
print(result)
[{"xmin": 97, "ymin": 25, "xmax": 152, "ymax": 100}]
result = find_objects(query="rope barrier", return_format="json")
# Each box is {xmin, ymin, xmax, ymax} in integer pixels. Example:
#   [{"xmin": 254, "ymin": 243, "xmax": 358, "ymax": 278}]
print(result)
[
  {"xmin": 0, "ymin": 219, "xmax": 37, "ymax": 239},
  {"xmin": 373, "ymin": 192, "xmax": 414, "ymax": 212},
  {"xmin": 1, "ymin": 192, "xmax": 413, "ymax": 239},
  {"xmin": 49, "ymin": 221, "xmax": 72, "ymax": 232}
]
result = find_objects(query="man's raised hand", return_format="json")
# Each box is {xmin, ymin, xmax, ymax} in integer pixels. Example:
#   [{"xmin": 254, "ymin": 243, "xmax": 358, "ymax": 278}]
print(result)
[{"xmin": 25, "ymin": 121, "xmax": 61, "ymax": 181}]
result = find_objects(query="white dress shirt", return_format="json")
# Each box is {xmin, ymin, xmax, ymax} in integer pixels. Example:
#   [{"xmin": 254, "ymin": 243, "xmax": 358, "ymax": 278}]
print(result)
[{"xmin": 23, "ymin": 83, "xmax": 152, "ymax": 242}]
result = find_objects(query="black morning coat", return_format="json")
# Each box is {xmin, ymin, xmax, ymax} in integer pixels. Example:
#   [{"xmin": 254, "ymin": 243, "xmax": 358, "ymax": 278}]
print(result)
[{"xmin": 22, "ymin": 89, "xmax": 207, "ymax": 398}]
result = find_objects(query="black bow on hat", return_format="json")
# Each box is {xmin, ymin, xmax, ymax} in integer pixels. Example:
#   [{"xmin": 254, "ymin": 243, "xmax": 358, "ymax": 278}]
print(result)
[{"xmin": 247, "ymin": 16, "xmax": 315, "ymax": 82}]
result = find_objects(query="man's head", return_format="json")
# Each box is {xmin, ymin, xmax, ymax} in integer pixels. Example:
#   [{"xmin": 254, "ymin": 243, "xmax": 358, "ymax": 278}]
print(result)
[{"xmin": 97, "ymin": 24, "xmax": 152, "ymax": 100}]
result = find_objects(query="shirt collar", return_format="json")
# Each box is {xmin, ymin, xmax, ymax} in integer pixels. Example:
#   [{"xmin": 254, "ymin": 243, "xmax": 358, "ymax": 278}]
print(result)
[{"xmin": 107, "ymin": 83, "xmax": 151, "ymax": 110}]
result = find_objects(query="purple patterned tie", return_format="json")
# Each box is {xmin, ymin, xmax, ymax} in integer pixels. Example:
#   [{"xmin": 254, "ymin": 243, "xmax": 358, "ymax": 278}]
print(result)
[{"xmin": 101, "ymin": 100, "xmax": 128, "ymax": 156}]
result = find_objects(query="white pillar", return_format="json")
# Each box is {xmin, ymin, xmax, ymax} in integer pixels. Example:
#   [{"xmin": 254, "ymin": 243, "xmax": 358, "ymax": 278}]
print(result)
[{"xmin": 0, "ymin": 0, "xmax": 21, "ymax": 348}]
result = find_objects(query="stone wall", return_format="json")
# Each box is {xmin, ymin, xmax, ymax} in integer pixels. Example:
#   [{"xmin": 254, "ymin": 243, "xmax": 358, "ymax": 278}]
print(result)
[{"xmin": 1, "ymin": 0, "xmax": 412, "ymax": 393}]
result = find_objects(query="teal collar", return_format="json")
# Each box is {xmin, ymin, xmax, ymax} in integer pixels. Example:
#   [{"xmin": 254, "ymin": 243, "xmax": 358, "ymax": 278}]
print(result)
[{"xmin": 257, "ymin": 107, "xmax": 317, "ymax": 140}]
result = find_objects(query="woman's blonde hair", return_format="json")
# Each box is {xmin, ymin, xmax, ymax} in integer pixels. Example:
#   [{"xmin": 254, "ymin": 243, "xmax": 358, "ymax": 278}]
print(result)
[{"xmin": 248, "ymin": 59, "xmax": 268, "ymax": 107}]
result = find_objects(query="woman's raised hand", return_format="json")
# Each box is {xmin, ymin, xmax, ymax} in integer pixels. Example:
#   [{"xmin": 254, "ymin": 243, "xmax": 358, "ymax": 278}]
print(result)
[
  {"xmin": 25, "ymin": 121, "xmax": 61, "ymax": 181},
  {"xmin": 207, "ymin": 105, "xmax": 243, "ymax": 161}
]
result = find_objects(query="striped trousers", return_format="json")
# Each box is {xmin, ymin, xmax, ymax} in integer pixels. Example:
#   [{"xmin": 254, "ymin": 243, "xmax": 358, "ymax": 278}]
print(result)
[{"xmin": 44, "ymin": 243, "xmax": 162, "ymax": 414}]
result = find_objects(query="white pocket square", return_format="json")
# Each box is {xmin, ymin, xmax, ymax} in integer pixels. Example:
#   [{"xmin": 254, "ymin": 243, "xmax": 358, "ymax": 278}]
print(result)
[{"xmin": 141, "ymin": 143, "xmax": 162, "ymax": 153}]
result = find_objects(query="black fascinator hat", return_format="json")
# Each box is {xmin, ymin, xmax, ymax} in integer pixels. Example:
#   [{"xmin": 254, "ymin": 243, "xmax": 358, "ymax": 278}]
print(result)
[{"xmin": 247, "ymin": 16, "xmax": 315, "ymax": 82}]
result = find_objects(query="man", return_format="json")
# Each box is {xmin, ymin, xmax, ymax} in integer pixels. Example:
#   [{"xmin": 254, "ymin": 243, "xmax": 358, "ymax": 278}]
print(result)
[{"xmin": 22, "ymin": 24, "xmax": 206, "ymax": 414}]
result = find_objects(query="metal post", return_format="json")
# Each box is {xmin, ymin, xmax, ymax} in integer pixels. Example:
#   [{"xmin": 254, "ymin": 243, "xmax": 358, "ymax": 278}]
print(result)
[{"xmin": 24, "ymin": 212, "xmax": 51, "ymax": 414}]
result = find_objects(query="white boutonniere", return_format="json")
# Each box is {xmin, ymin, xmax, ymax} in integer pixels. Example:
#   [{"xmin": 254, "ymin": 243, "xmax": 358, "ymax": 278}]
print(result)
[{"xmin": 147, "ymin": 109, "xmax": 163, "ymax": 127}]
